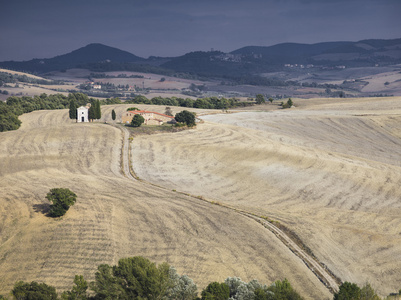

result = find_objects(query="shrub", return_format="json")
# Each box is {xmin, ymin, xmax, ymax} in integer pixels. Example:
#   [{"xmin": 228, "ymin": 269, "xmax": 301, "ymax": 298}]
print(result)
[{"xmin": 131, "ymin": 114, "xmax": 145, "ymax": 127}]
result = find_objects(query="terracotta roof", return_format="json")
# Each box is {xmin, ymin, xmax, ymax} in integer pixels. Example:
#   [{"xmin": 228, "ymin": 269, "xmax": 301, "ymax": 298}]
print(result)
[{"xmin": 128, "ymin": 110, "xmax": 174, "ymax": 119}]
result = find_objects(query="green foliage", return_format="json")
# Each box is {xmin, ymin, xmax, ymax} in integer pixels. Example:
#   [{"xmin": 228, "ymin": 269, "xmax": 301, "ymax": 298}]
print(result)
[
  {"xmin": 61, "ymin": 275, "xmax": 88, "ymax": 300},
  {"xmin": 7, "ymin": 257, "xmax": 309, "ymax": 300},
  {"xmin": 268, "ymin": 97, "xmax": 274, "ymax": 103},
  {"xmin": 12, "ymin": 281, "xmax": 58, "ymax": 300},
  {"xmin": 282, "ymin": 98, "xmax": 294, "ymax": 109},
  {"xmin": 69, "ymin": 99, "xmax": 78, "ymax": 120},
  {"xmin": 175, "ymin": 110, "xmax": 196, "ymax": 127},
  {"xmin": 334, "ymin": 282, "xmax": 361, "ymax": 300},
  {"xmin": 111, "ymin": 109, "xmax": 116, "ymax": 121},
  {"xmin": 126, "ymin": 107, "xmax": 139, "ymax": 111},
  {"xmin": 88, "ymin": 104, "xmax": 95, "ymax": 121},
  {"xmin": 267, "ymin": 279, "xmax": 303, "ymax": 300},
  {"xmin": 95, "ymin": 99, "xmax": 101, "ymax": 120},
  {"xmin": 360, "ymin": 283, "xmax": 380, "ymax": 300},
  {"xmin": 255, "ymin": 94, "xmax": 266, "ymax": 104},
  {"xmin": 90, "ymin": 264, "xmax": 125, "ymax": 299},
  {"xmin": 125, "ymin": 95, "xmax": 251, "ymax": 110},
  {"xmin": 90, "ymin": 256, "xmax": 173, "ymax": 300},
  {"xmin": 46, "ymin": 188, "xmax": 77, "ymax": 217},
  {"xmin": 131, "ymin": 114, "xmax": 145, "ymax": 127},
  {"xmin": 201, "ymin": 282, "xmax": 230, "ymax": 300}
]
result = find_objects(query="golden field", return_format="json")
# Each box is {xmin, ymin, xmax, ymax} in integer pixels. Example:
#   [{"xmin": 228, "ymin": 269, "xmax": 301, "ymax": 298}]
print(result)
[{"xmin": 0, "ymin": 97, "xmax": 400, "ymax": 298}]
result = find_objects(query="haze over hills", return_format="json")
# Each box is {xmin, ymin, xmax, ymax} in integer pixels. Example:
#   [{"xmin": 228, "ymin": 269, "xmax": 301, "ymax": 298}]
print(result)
[{"xmin": 1, "ymin": 38, "xmax": 401, "ymax": 76}]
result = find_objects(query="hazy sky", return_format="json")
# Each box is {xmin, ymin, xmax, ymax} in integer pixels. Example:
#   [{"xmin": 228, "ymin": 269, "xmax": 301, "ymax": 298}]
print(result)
[{"xmin": 1, "ymin": 0, "xmax": 400, "ymax": 61}]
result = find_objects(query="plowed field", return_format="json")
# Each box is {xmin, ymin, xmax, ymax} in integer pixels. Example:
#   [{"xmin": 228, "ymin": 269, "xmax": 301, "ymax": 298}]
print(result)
[
  {"xmin": 0, "ymin": 105, "xmax": 331, "ymax": 299},
  {"xmin": 132, "ymin": 97, "xmax": 401, "ymax": 297}
]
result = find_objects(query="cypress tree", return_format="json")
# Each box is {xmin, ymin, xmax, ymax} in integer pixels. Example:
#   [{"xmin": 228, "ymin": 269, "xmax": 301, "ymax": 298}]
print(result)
[
  {"xmin": 69, "ymin": 99, "xmax": 77, "ymax": 120},
  {"xmin": 112, "ymin": 109, "xmax": 116, "ymax": 121},
  {"xmin": 95, "ymin": 99, "xmax": 101, "ymax": 120},
  {"xmin": 88, "ymin": 104, "xmax": 95, "ymax": 122}
]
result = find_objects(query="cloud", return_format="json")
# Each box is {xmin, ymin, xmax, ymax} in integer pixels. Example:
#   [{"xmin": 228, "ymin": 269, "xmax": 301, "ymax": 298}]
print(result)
[{"xmin": 0, "ymin": 0, "xmax": 400, "ymax": 61}]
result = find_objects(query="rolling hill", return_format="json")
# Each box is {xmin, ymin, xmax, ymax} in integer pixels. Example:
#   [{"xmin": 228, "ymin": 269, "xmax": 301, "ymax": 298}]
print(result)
[
  {"xmin": 1, "ymin": 39, "xmax": 401, "ymax": 76},
  {"xmin": 0, "ymin": 43, "xmax": 144, "ymax": 73}
]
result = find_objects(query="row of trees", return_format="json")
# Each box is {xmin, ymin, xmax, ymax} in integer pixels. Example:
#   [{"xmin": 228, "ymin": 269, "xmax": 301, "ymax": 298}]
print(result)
[
  {"xmin": 4, "ymin": 256, "xmax": 305, "ymax": 300},
  {"xmin": 125, "ymin": 95, "xmax": 255, "ymax": 109}
]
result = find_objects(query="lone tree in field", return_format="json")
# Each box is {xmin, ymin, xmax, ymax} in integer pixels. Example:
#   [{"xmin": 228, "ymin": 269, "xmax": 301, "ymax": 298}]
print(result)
[
  {"xmin": 175, "ymin": 110, "xmax": 196, "ymax": 127},
  {"xmin": 131, "ymin": 114, "xmax": 145, "ymax": 127},
  {"xmin": 111, "ymin": 109, "xmax": 116, "ymax": 121},
  {"xmin": 46, "ymin": 188, "xmax": 77, "ymax": 217},
  {"xmin": 255, "ymin": 94, "xmax": 266, "ymax": 104}
]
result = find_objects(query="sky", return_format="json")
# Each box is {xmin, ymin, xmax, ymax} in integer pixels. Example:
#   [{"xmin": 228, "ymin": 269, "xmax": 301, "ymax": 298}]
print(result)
[{"xmin": 0, "ymin": 0, "xmax": 400, "ymax": 61}]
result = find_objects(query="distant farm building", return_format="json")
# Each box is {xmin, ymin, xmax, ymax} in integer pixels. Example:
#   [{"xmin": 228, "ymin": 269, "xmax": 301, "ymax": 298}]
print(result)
[
  {"xmin": 122, "ymin": 110, "xmax": 176, "ymax": 125},
  {"xmin": 77, "ymin": 104, "xmax": 90, "ymax": 122}
]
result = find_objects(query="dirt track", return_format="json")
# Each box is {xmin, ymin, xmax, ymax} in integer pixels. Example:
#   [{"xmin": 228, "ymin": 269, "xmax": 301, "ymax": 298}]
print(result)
[
  {"xmin": 0, "ymin": 105, "xmax": 332, "ymax": 299},
  {"xmin": 132, "ymin": 97, "xmax": 401, "ymax": 297}
]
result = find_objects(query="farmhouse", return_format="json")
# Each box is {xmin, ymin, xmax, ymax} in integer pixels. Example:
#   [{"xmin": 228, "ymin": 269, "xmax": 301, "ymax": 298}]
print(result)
[
  {"xmin": 77, "ymin": 104, "xmax": 90, "ymax": 122},
  {"xmin": 122, "ymin": 110, "xmax": 176, "ymax": 125}
]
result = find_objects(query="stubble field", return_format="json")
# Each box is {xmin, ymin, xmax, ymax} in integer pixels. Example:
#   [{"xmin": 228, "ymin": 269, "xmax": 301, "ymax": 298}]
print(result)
[
  {"xmin": 132, "ymin": 97, "xmax": 401, "ymax": 297},
  {"xmin": 0, "ymin": 105, "xmax": 332, "ymax": 299}
]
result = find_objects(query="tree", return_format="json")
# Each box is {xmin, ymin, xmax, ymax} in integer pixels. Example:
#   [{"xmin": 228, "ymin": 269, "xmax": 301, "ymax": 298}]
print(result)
[
  {"xmin": 282, "ymin": 98, "xmax": 294, "ymax": 109},
  {"xmin": 255, "ymin": 94, "xmax": 266, "ymax": 104},
  {"xmin": 46, "ymin": 188, "xmax": 77, "ymax": 217},
  {"xmin": 175, "ymin": 110, "xmax": 196, "ymax": 127},
  {"xmin": 61, "ymin": 275, "xmax": 88, "ymax": 300},
  {"xmin": 111, "ymin": 109, "xmax": 116, "ymax": 121},
  {"xmin": 168, "ymin": 268, "xmax": 198, "ymax": 300},
  {"xmin": 165, "ymin": 106, "xmax": 173, "ymax": 116},
  {"xmin": 88, "ymin": 104, "xmax": 95, "ymax": 122},
  {"xmin": 12, "ymin": 281, "xmax": 58, "ymax": 300},
  {"xmin": 267, "ymin": 279, "xmax": 303, "ymax": 300},
  {"xmin": 268, "ymin": 97, "xmax": 274, "ymax": 104},
  {"xmin": 131, "ymin": 114, "xmax": 145, "ymax": 127},
  {"xmin": 360, "ymin": 283, "xmax": 380, "ymax": 300},
  {"xmin": 201, "ymin": 282, "xmax": 230, "ymax": 300},
  {"xmin": 334, "ymin": 282, "xmax": 361, "ymax": 300},
  {"xmin": 69, "ymin": 99, "xmax": 78, "ymax": 120},
  {"xmin": 95, "ymin": 99, "xmax": 101, "ymax": 120},
  {"xmin": 90, "ymin": 256, "xmax": 173, "ymax": 300}
]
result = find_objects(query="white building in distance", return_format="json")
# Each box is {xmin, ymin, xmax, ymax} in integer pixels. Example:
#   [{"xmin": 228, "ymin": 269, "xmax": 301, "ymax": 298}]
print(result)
[{"xmin": 77, "ymin": 105, "xmax": 89, "ymax": 122}]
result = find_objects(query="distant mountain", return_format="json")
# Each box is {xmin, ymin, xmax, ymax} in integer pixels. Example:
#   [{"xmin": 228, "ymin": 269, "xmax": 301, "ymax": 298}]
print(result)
[
  {"xmin": 0, "ymin": 43, "xmax": 144, "ymax": 73},
  {"xmin": 231, "ymin": 38, "xmax": 401, "ymax": 65},
  {"xmin": 231, "ymin": 41, "xmax": 352, "ymax": 58},
  {"xmin": 1, "ymin": 39, "xmax": 401, "ymax": 76}
]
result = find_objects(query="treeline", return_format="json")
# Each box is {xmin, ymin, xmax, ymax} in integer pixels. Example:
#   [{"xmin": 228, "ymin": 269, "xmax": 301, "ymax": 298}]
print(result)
[
  {"xmin": 80, "ymin": 62, "xmax": 175, "ymax": 76},
  {"xmin": 0, "ymin": 93, "xmax": 102, "ymax": 132},
  {"xmin": 0, "ymin": 71, "xmax": 64, "ymax": 86},
  {"xmin": 89, "ymin": 73, "xmax": 144, "ymax": 79},
  {"xmin": 2, "ymin": 256, "xmax": 305, "ymax": 300},
  {"xmin": 126, "ymin": 95, "xmax": 254, "ymax": 109}
]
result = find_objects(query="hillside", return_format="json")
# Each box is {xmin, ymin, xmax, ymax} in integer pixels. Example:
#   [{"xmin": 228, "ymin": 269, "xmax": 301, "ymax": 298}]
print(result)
[
  {"xmin": 0, "ymin": 105, "xmax": 331, "ymax": 299},
  {"xmin": 0, "ymin": 43, "xmax": 144, "ymax": 73},
  {"xmin": 131, "ymin": 97, "xmax": 401, "ymax": 297},
  {"xmin": 1, "ymin": 38, "xmax": 401, "ymax": 76}
]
